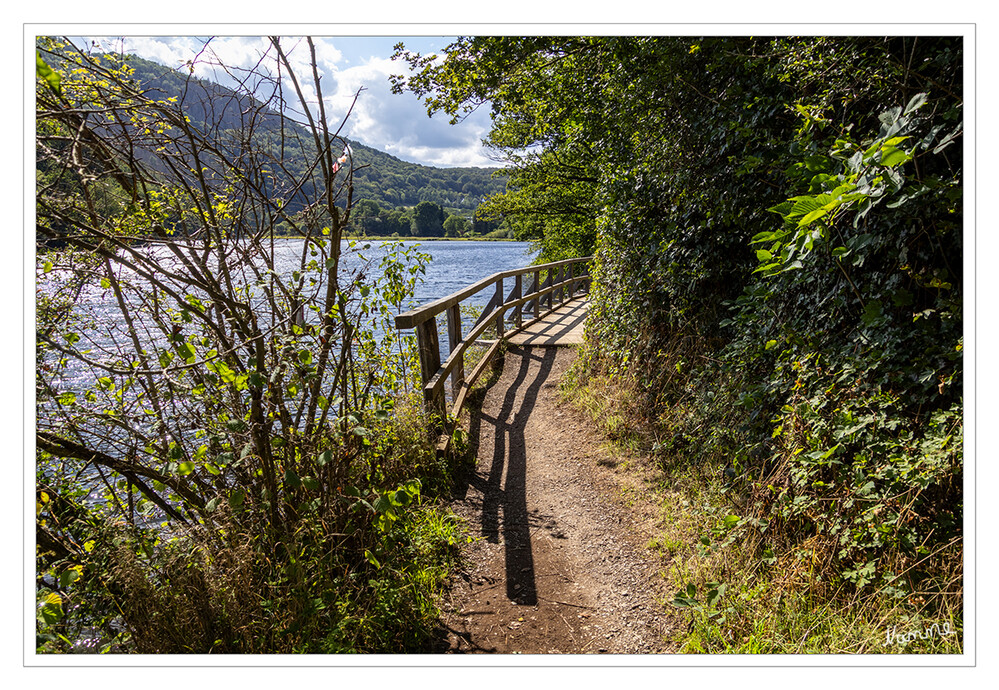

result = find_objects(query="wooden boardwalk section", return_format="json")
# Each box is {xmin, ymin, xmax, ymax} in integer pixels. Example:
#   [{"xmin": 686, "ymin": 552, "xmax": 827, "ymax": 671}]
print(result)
[
  {"xmin": 507, "ymin": 297, "xmax": 588, "ymax": 347},
  {"xmin": 395, "ymin": 257, "xmax": 593, "ymax": 430}
]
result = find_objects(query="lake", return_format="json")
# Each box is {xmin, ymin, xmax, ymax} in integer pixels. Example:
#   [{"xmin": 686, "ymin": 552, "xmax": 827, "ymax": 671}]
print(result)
[
  {"xmin": 39, "ymin": 237, "xmax": 538, "ymax": 395},
  {"xmin": 356, "ymin": 239, "xmax": 537, "ymax": 310},
  {"xmin": 37, "ymin": 237, "xmax": 538, "ymax": 482}
]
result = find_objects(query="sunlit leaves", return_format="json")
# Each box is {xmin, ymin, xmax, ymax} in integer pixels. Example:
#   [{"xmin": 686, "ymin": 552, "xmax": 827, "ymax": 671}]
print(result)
[
  {"xmin": 36, "ymin": 51, "xmax": 62, "ymax": 97},
  {"xmin": 37, "ymin": 592, "xmax": 64, "ymax": 625},
  {"xmin": 754, "ymin": 97, "xmax": 928, "ymax": 278}
]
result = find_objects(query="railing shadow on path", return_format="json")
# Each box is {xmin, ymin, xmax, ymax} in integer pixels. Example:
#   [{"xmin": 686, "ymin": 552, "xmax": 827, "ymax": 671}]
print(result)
[
  {"xmin": 458, "ymin": 345, "xmax": 558, "ymax": 606},
  {"xmin": 507, "ymin": 299, "xmax": 588, "ymax": 347}
]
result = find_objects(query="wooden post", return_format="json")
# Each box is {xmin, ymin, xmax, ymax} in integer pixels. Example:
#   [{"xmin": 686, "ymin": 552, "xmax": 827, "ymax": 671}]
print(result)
[
  {"xmin": 532, "ymin": 269, "xmax": 540, "ymax": 317},
  {"xmin": 494, "ymin": 277, "xmax": 505, "ymax": 337},
  {"xmin": 513, "ymin": 273, "xmax": 523, "ymax": 328},
  {"xmin": 446, "ymin": 303, "xmax": 464, "ymax": 397},
  {"xmin": 415, "ymin": 316, "xmax": 445, "ymax": 419}
]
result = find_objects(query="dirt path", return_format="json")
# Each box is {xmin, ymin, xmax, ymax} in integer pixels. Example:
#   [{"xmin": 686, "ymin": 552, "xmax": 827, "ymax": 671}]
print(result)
[{"xmin": 434, "ymin": 345, "xmax": 678, "ymax": 654}]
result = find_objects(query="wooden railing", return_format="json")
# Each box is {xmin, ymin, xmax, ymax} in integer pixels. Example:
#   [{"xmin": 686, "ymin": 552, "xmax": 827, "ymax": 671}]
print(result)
[{"xmin": 394, "ymin": 256, "xmax": 593, "ymax": 428}]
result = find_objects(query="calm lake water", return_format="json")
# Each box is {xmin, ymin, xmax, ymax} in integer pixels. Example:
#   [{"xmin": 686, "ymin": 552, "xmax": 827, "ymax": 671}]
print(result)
[
  {"xmin": 40, "ymin": 238, "xmax": 537, "ymax": 392},
  {"xmin": 364, "ymin": 239, "xmax": 537, "ymax": 310}
]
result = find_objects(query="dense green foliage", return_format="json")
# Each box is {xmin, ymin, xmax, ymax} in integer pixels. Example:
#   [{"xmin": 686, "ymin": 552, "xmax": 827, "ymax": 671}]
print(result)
[
  {"xmin": 396, "ymin": 35, "xmax": 964, "ymax": 644},
  {"xmin": 35, "ymin": 37, "xmax": 464, "ymax": 654}
]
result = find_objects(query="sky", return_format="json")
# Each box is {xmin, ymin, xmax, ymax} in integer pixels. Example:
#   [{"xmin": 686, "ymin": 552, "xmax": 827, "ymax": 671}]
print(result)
[{"xmin": 73, "ymin": 34, "xmax": 500, "ymax": 169}]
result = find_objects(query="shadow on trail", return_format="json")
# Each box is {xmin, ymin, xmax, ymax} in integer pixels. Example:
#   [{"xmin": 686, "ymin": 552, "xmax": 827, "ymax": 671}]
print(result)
[{"xmin": 460, "ymin": 345, "xmax": 558, "ymax": 607}]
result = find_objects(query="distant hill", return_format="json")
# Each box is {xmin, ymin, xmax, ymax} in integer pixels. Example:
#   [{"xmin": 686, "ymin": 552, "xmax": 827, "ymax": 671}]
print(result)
[{"xmin": 125, "ymin": 54, "xmax": 507, "ymax": 219}]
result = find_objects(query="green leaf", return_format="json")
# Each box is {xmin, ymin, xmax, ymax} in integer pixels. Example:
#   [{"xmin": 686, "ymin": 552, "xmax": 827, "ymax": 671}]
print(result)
[
  {"xmin": 799, "ymin": 206, "xmax": 829, "ymax": 226},
  {"xmin": 373, "ymin": 494, "xmax": 395, "ymax": 514},
  {"xmin": 672, "ymin": 593, "xmax": 697, "ymax": 608},
  {"xmin": 932, "ymin": 124, "xmax": 962, "ymax": 154},
  {"xmin": 36, "ymin": 52, "xmax": 62, "ymax": 97},
  {"xmin": 803, "ymin": 154, "xmax": 829, "ymax": 172},
  {"xmin": 861, "ymin": 299, "xmax": 884, "ymax": 326},
  {"xmin": 752, "ymin": 261, "xmax": 783, "ymax": 275},
  {"xmin": 879, "ymin": 146, "xmax": 911, "ymax": 168},
  {"xmin": 38, "ymin": 592, "xmax": 64, "ymax": 625},
  {"xmin": 706, "ymin": 583, "xmax": 727, "ymax": 608},
  {"xmin": 59, "ymin": 567, "xmax": 81, "ymax": 589},
  {"xmin": 765, "ymin": 202, "xmax": 793, "ymax": 218},
  {"xmin": 903, "ymin": 92, "xmax": 928, "ymax": 116}
]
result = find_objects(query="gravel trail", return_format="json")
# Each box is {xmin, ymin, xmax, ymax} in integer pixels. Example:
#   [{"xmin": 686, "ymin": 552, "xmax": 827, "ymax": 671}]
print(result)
[{"xmin": 434, "ymin": 345, "xmax": 678, "ymax": 655}]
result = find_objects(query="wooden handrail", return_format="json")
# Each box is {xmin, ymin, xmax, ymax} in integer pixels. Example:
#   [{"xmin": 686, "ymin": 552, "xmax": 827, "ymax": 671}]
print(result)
[
  {"xmin": 394, "ymin": 257, "xmax": 591, "ymax": 329},
  {"xmin": 395, "ymin": 256, "xmax": 593, "ymax": 430}
]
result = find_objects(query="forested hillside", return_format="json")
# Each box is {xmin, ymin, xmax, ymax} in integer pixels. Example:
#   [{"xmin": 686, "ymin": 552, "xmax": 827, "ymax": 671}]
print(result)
[
  {"xmin": 124, "ymin": 53, "xmax": 507, "ymax": 232},
  {"xmin": 396, "ymin": 36, "xmax": 965, "ymax": 651}
]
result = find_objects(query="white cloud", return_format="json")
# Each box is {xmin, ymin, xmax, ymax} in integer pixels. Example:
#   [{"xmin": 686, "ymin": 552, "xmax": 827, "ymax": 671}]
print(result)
[{"xmin": 327, "ymin": 55, "xmax": 497, "ymax": 168}]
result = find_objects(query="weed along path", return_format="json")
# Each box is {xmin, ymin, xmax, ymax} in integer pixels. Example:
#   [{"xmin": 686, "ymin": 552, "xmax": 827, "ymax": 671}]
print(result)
[{"xmin": 434, "ymin": 345, "xmax": 677, "ymax": 654}]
